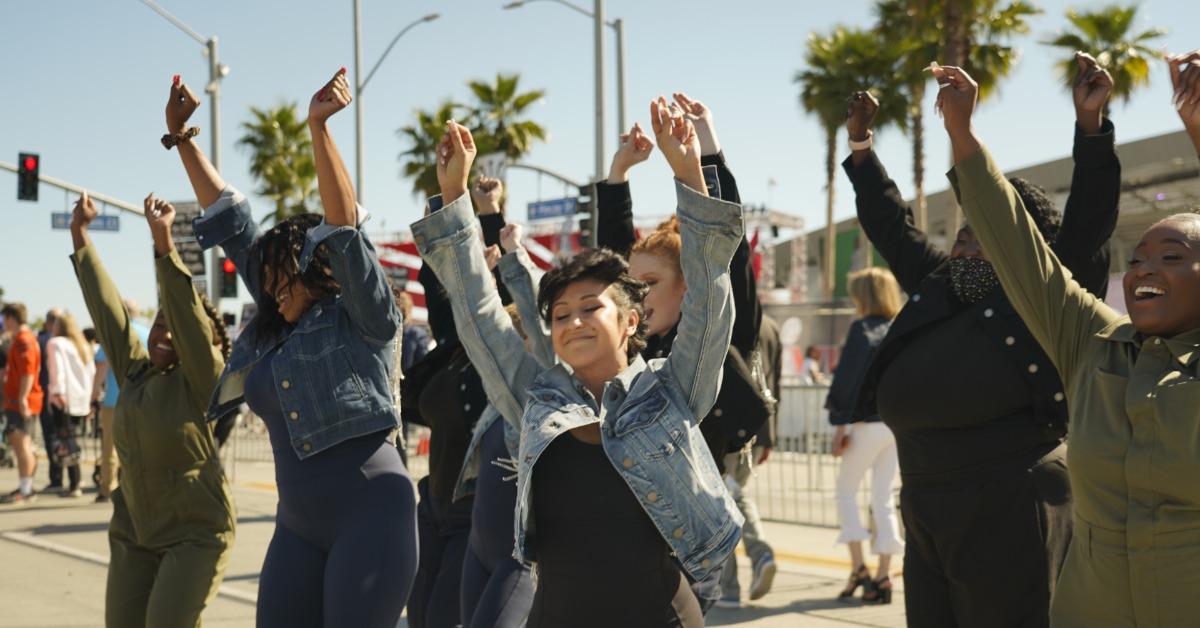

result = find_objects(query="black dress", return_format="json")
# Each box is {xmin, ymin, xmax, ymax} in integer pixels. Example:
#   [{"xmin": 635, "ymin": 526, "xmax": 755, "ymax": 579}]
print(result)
[{"xmin": 527, "ymin": 432, "xmax": 703, "ymax": 628}]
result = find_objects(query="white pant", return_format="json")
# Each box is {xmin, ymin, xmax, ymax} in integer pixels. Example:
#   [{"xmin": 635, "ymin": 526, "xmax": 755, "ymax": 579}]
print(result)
[{"xmin": 834, "ymin": 421, "xmax": 903, "ymax": 556}]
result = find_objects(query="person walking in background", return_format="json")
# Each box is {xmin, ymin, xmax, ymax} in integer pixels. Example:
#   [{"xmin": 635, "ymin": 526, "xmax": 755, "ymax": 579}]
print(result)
[
  {"xmin": 1, "ymin": 302, "xmax": 44, "ymax": 504},
  {"xmin": 36, "ymin": 308, "xmax": 63, "ymax": 493},
  {"xmin": 91, "ymin": 304, "xmax": 150, "ymax": 503},
  {"xmin": 45, "ymin": 312, "xmax": 96, "ymax": 498},
  {"xmin": 826, "ymin": 268, "xmax": 904, "ymax": 604},
  {"xmin": 801, "ymin": 346, "xmax": 827, "ymax": 385},
  {"xmin": 71, "ymin": 189, "xmax": 235, "ymax": 627}
]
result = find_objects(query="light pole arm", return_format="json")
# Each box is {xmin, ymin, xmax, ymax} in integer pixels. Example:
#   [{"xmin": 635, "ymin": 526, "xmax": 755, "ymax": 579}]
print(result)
[
  {"xmin": 508, "ymin": 0, "xmax": 617, "ymax": 26},
  {"xmin": 360, "ymin": 16, "xmax": 438, "ymax": 93},
  {"xmin": 139, "ymin": 0, "xmax": 207, "ymax": 44}
]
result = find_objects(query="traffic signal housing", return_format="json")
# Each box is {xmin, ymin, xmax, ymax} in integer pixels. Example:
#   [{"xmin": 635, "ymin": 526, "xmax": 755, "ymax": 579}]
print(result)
[
  {"xmin": 17, "ymin": 153, "xmax": 39, "ymax": 201},
  {"xmin": 219, "ymin": 257, "xmax": 238, "ymax": 299}
]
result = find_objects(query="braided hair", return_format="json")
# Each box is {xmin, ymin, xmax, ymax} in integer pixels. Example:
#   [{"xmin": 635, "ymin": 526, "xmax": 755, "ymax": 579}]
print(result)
[
  {"xmin": 197, "ymin": 293, "xmax": 231, "ymax": 361},
  {"xmin": 250, "ymin": 214, "xmax": 342, "ymax": 342}
]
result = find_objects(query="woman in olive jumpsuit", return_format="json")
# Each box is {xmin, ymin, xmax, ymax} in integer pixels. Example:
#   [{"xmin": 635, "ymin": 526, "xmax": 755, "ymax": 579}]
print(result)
[
  {"xmin": 70, "ymin": 191, "xmax": 234, "ymax": 628},
  {"xmin": 942, "ymin": 61, "xmax": 1200, "ymax": 627}
]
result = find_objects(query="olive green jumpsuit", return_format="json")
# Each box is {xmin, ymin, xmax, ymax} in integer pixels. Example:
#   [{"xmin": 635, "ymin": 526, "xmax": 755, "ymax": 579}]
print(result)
[
  {"xmin": 954, "ymin": 147, "xmax": 1200, "ymax": 627},
  {"xmin": 72, "ymin": 244, "xmax": 235, "ymax": 628}
]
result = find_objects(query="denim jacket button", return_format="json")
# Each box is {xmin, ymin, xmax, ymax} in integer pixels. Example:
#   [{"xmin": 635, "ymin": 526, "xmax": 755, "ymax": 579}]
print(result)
[
  {"xmin": 713, "ymin": 408, "xmax": 723, "ymax": 417},
  {"xmin": 647, "ymin": 491, "xmax": 658, "ymax": 503},
  {"xmin": 282, "ymin": 379, "xmax": 291, "ymax": 389},
  {"xmin": 1028, "ymin": 363, "xmax": 1039, "ymax": 374},
  {"xmin": 622, "ymin": 457, "xmax": 634, "ymax": 469},
  {"xmin": 673, "ymin": 528, "xmax": 684, "ymax": 539},
  {"xmin": 302, "ymin": 442, "xmax": 312, "ymax": 452},
  {"xmin": 289, "ymin": 411, "xmax": 299, "ymax": 421},
  {"xmin": 701, "ymin": 559, "xmax": 711, "ymax": 568},
  {"xmin": 1054, "ymin": 392, "xmax": 1064, "ymax": 402},
  {"xmin": 1005, "ymin": 336, "xmax": 1016, "ymax": 346}
]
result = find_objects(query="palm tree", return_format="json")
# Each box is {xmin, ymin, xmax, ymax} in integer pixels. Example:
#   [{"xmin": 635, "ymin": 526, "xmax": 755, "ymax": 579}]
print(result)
[
  {"xmin": 796, "ymin": 26, "xmax": 907, "ymax": 299},
  {"xmin": 874, "ymin": 0, "xmax": 1038, "ymax": 232},
  {"xmin": 236, "ymin": 104, "xmax": 318, "ymax": 224},
  {"xmin": 397, "ymin": 101, "xmax": 461, "ymax": 199},
  {"xmin": 466, "ymin": 73, "xmax": 547, "ymax": 160},
  {"xmin": 1043, "ymin": 4, "xmax": 1165, "ymax": 114}
]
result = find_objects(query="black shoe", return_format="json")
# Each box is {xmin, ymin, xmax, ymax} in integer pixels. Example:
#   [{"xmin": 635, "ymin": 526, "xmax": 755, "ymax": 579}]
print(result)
[
  {"xmin": 1, "ymin": 489, "xmax": 36, "ymax": 505},
  {"xmin": 94, "ymin": 493, "xmax": 110, "ymax": 504},
  {"xmin": 838, "ymin": 565, "xmax": 873, "ymax": 601},
  {"xmin": 863, "ymin": 576, "xmax": 892, "ymax": 604}
]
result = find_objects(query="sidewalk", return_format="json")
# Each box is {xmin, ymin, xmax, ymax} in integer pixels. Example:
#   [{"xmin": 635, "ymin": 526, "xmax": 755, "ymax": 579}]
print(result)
[{"xmin": 0, "ymin": 458, "xmax": 906, "ymax": 627}]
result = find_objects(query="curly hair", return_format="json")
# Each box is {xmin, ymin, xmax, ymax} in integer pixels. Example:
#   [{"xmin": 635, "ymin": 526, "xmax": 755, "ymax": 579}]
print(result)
[
  {"xmin": 629, "ymin": 215, "xmax": 682, "ymax": 274},
  {"xmin": 1008, "ymin": 177, "xmax": 1062, "ymax": 247},
  {"xmin": 250, "ymin": 214, "xmax": 341, "ymax": 342},
  {"xmin": 197, "ymin": 293, "xmax": 231, "ymax": 361},
  {"xmin": 537, "ymin": 248, "xmax": 648, "ymax": 361}
]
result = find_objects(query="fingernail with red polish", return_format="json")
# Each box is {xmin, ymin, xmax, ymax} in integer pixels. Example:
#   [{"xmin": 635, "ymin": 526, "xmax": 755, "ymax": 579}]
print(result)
[
  {"xmin": 173, "ymin": 74, "xmax": 180, "ymax": 86},
  {"xmin": 339, "ymin": 66, "xmax": 347, "ymax": 75}
]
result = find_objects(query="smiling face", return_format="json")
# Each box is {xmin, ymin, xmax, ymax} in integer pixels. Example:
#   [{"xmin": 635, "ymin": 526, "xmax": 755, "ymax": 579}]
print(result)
[
  {"xmin": 264, "ymin": 266, "xmax": 317, "ymax": 324},
  {"xmin": 147, "ymin": 311, "xmax": 179, "ymax": 369},
  {"xmin": 549, "ymin": 279, "xmax": 638, "ymax": 375},
  {"xmin": 1123, "ymin": 217, "xmax": 1200, "ymax": 337},
  {"xmin": 628, "ymin": 251, "xmax": 686, "ymax": 337},
  {"xmin": 950, "ymin": 224, "xmax": 988, "ymax": 261}
]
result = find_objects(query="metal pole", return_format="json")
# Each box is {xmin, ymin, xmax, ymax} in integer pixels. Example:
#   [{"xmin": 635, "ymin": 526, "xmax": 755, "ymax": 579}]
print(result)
[
  {"xmin": 592, "ymin": 0, "xmax": 605, "ymax": 248},
  {"xmin": 614, "ymin": 18, "xmax": 626, "ymax": 136},
  {"xmin": 353, "ymin": 0, "xmax": 364, "ymax": 204},
  {"xmin": 207, "ymin": 36, "xmax": 222, "ymax": 303}
]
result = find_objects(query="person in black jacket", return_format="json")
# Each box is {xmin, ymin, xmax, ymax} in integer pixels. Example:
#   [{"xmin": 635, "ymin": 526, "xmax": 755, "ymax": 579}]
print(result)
[
  {"xmin": 826, "ymin": 268, "xmax": 904, "ymax": 605},
  {"xmin": 402, "ymin": 178, "xmax": 510, "ymax": 628},
  {"xmin": 595, "ymin": 93, "xmax": 775, "ymax": 612},
  {"xmin": 841, "ymin": 54, "xmax": 1120, "ymax": 628}
]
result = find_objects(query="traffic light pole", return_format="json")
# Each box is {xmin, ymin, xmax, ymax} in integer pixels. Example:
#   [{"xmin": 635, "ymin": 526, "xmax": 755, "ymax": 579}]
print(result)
[
  {"xmin": 0, "ymin": 161, "xmax": 143, "ymax": 214},
  {"xmin": 206, "ymin": 36, "xmax": 223, "ymax": 305}
]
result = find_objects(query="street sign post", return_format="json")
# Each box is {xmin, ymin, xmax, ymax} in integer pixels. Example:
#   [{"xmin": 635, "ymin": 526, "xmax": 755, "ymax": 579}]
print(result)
[
  {"xmin": 528, "ymin": 197, "xmax": 578, "ymax": 221},
  {"xmin": 52, "ymin": 213, "xmax": 119, "ymax": 231}
]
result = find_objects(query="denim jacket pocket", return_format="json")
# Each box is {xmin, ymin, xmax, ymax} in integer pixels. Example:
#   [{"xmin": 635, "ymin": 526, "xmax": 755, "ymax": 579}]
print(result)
[
  {"xmin": 289, "ymin": 314, "xmax": 371, "ymax": 422},
  {"xmin": 612, "ymin": 387, "xmax": 670, "ymax": 438}
]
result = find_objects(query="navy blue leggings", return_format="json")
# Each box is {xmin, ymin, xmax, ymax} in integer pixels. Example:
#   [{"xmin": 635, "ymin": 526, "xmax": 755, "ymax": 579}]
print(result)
[
  {"xmin": 408, "ymin": 477, "xmax": 472, "ymax": 628},
  {"xmin": 459, "ymin": 419, "xmax": 533, "ymax": 627}
]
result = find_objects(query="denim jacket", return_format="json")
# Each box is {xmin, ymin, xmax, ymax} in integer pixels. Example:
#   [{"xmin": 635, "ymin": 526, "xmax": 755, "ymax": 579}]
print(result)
[
  {"xmin": 192, "ymin": 186, "xmax": 401, "ymax": 460},
  {"xmin": 412, "ymin": 180, "xmax": 745, "ymax": 582},
  {"xmin": 452, "ymin": 248, "xmax": 553, "ymax": 502}
]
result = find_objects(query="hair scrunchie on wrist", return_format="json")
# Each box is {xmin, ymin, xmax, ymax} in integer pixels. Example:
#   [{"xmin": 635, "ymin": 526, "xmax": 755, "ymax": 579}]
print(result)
[{"xmin": 161, "ymin": 126, "xmax": 201, "ymax": 150}]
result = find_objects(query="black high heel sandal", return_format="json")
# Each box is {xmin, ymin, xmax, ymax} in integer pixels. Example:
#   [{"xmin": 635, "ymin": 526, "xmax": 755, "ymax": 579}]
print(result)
[
  {"xmin": 862, "ymin": 576, "xmax": 892, "ymax": 604},
  {"xmin": 838, "ymin": 565, "xmax": 873, "ymax": 601}
]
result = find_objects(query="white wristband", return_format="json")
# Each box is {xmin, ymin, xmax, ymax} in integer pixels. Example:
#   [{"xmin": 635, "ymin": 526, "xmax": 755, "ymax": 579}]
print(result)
[{"xmin": 848, "ymin": 131, "xmax": 873, "ymax": 151}]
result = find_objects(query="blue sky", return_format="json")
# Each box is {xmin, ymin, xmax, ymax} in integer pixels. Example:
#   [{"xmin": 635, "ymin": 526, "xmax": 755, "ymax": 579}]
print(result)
[{"xmin": 2, "ymin": 0, "xmax": 1198, "ymax": 325}]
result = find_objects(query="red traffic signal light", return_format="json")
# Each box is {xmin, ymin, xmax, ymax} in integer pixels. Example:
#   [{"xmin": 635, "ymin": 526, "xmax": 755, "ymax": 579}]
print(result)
[
  {"xmin": 222, "ymin": 258, "xmax": 236, "ymax": 274},
  {"xmin": 220, "ymin": 257, "xmax": 238, "ymax": 299},
  {"xmin": 17, "ymin": 152, "xmax": 39, "ymax": 202}
]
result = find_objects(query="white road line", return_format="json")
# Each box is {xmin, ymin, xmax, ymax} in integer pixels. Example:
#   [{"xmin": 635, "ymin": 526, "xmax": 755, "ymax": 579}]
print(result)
[{"xmin": 0, "ymin": 531, "xmax": 259, "ymax": 605}]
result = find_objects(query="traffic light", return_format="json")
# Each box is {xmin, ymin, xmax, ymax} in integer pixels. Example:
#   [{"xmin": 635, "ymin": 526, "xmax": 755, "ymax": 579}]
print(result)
[
  {"xmin": 17, "ymin": 152, "xmax": 39, "ymax": 201},
  {"xmin": 219, "ymin": 257, "xmax": 237, "ymax": 299}
]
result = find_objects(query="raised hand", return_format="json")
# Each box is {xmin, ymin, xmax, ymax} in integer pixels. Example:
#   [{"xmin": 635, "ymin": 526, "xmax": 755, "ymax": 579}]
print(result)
[
  {"xmin": 484, "ymin": 244, "xmax": 502, "ymax": 272},
  {"xmin": 672, "ymin": 92, "xmax": 720, "ymax": 155},
  {"xmin": 500, "ymin": 223, "xmax": 524, "ymax": 254},
  {"xmin": 650, "ymin": 96, "xmax": 705, "ymax": 194},
  {"xmin": 143, "ymin": 194, "xmax": 176, "ymax": 256},
  {"xmin": 166, "ymin": 75, "xmax": 201, "ymax": 134},
  {"xmin": 1073, "ymin": 52, "xmax": 1113, "ymax": 134},
  {"xmin": 436, "ymin": 121, "xmax": 478, "ymax": 203},
  {"xmin": 1169, "ymin": 51, "xmax": 1200, "ymax": 134},
  {"xmin": 608, "ymin": 122, "xmax": 655, "ymax": 183},
  {"xmin": 309, "ymin": 68, "xmax": 352, "ymax": 126},
  {"xmin": 932, "ymin": 65, "xmax": 978, "ymax": 136},
  {"xmin": 472, "ymin": 176, "xmax": 504, "ymax": 216},
  {"xmin": 71, "ymin": 191, "xmax": 98, "ymax": 231},
  {"xmin": 845, "ymin": 91, "xmax": 879, "ymax": 144}
]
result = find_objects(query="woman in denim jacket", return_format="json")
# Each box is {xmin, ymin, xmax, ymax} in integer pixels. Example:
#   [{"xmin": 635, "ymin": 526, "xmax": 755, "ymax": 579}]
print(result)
[
  {"xmin": 169, "ymin": 71, "xmax": 417, "ymax": 627},
  {"xmin": 413, "ymin": 101, "xmax": 744, "ymax": 627}
]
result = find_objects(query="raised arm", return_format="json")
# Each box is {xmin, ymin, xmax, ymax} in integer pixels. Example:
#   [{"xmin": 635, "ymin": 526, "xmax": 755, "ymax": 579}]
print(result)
[
  {"xmin": 412, "ymin": 122, "xmax": 544, "ymax": 425},
  {"xmin": 145, "ymin": 195, "xmax": 224, "ymax": 400},
  {"xmin": 299, "ymin": 70, "xmax": 399, "ymax": 345},
  {"xmin": 650, "ymin": 97, "xmax": 744, "ymax": 419},
  {"xmin": 936, "ymin": 65, "xmax": 1119, "ymax": 382},
  {"xmin": 1169, "ymin": 50, "xmax": 1200, "ymax": 157},
  {"xmin": 843, "ymin": 92, "xmax": 948, "ymax": 294},
  {"xmin": 596, "ymin": 122, "xmax": 654, "ymax": 256},
  {"xmin": 1053, "ymin": 53, "xmax": 1121, "ymax": 297},
  {"xmin": 498, "ymin": 222, "xmax": 556, "ymax": 368},
  {"xmin": 68, "ymin": 193, "xmax": 149, "ymax": 387}
]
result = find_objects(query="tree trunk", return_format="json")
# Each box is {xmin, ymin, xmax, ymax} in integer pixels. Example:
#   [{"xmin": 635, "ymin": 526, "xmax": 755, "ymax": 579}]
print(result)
[
  {"xmin": 824, "ymin": 127, "xmax": 837, "ymax": 301},
  {"xmin": 911, "ymin": 82, "xmax": 929, "ymax": 233},
  {"xmin": 942, "ymin": 0, "xmax": 967, "ymax": 67}
]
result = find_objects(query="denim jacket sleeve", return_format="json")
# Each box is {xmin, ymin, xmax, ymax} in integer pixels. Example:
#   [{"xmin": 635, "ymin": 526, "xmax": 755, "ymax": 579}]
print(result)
[
  {"xmin": 411, "ymin": 194, "xmax": 545, "ymax": 426},
  {"xmin": 665, "ymin": 180, "xmax": 745, "ymax": 421},
  {"xmin": 498, "ymin": 248, "xmax": 555, "ymax": 369},
  {"xmin": 299, "ymin": 221, "xmax": 400, "ymax": 345},
  {"xmin": 191, "ymin": 186, "xmax": 268, "ymax": 309}
]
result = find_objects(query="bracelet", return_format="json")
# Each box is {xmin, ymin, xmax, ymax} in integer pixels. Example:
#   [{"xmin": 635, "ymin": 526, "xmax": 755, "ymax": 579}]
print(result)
[
  {"xmin": 848, "ymin": 131, "xmax": 873, "ymax": 151},
  {"xmin": 161, "ymin": 126, "xmax": 200, "ymax": 150}
]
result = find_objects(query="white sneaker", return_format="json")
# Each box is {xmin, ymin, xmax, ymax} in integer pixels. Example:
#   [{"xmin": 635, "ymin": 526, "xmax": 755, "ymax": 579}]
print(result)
[{"xmin": 749, "ymin": 557, "xmax": 777, "ymax": 600}]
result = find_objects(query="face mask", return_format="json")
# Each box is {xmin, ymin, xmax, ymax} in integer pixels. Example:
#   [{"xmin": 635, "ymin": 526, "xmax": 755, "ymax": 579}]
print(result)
[{"xmin": 948, "ymin": 257, "xmax": 1000, "ymax": 304}]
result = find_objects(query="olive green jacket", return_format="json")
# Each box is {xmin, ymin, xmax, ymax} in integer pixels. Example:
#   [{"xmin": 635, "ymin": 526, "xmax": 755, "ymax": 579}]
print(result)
[
  {"xmin": 953, "ymin": 147, "xmax": 1200, "ymax": 627},
  {"xmin": 72, "ymin": 245, "xmax": 235, "ymax": 548}
]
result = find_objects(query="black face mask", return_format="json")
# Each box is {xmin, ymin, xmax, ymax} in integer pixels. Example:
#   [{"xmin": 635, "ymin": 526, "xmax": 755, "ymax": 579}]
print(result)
[{"xmin": 948, "ymin": 257, "xmax": 1000, "ymax": 304}]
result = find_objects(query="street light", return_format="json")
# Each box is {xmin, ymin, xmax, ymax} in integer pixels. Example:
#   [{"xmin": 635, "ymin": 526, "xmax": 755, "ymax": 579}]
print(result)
[
  {"xmin": 504, "ymin": 0, "xmax": 627, "ymax": 248},
  {"xmin": 353, "ymin": 4, "xmax": 440, "ymax": 204},
  {"xmin": 141, "ymin": 0, "xmax": 230, "ymax": 304}
]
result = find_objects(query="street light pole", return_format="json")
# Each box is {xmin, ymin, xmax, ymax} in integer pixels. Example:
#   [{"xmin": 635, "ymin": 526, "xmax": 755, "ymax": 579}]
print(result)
[
  {"xmin": 592, "ymin": 0, "xmax": 605, "ymax": 247},
  {"xmin": 613, "ymin": 17, "xmax": 626, "ymax": 135}
]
